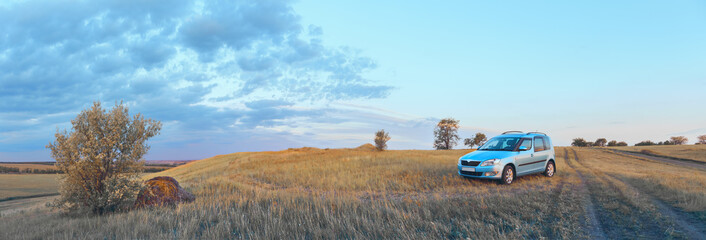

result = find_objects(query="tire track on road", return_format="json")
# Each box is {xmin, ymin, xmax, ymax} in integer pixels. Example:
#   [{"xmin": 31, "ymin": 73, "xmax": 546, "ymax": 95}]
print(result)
[
  {"xmin": 603, "ymin": 173, "xmax": 706, "ymax": 239},
  {"xmin": 603, "ymin": 148, "xmax": 706, "ymax": 171},
  {"xmin": 571, "ymin": 149, "xmax": 682, "ymax": 238},
  {"xmin": 0, "ymin": 192, "xmax": 59, "ymax": 202},
  {"xmin": 579, "ymin": 148, "xmax": 705, "ymax": 239},
  {"xmin": 563, "ymin": 148, "xmax": 606, "ymax": 240}
]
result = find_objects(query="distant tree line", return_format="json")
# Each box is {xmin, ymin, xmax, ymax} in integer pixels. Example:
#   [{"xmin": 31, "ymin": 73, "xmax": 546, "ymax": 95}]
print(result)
[
  {"xmin": 572, "ymin": 135, "xmax": 702, "ymax": 147},
  {"xmin": 425, "ymin": 118, "xmax": 706, "ymax": 149},
  {"xmin": 0, "ymin": 165, "xmax": 171, "ymax": 174},
  {"xmin": 0, "ymin": 166, "xmax": 63, "ymax": 174},
  {"xmin": 606, "ymin": 140, "xmax": 627, "ymax": 147},
  {"xmin": 144, "ymin": 167, "xmax": 170, "ymax": 173},
  {"xmin": 635, "ymin": 136, "xmax": 689, "ymax": 146},
  {"xmin": 572, "ymin": 138, "xmax": 627, "ymax": 147},
  {"xmin": 0, "ymin": 166, "xmax": 19, "ymax": 173}
]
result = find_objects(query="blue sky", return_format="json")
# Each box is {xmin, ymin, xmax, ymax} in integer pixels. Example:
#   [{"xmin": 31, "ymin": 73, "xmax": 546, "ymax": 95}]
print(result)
[{"xmin": 1, "ymin": 0, "xmax": 705, "ymax": 161}]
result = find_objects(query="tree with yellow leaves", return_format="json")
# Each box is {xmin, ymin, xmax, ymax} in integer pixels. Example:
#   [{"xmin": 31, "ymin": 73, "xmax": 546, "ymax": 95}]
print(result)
[{"xmin": 47, "ymin": 101, "xmax": 161, "ymax": 214}]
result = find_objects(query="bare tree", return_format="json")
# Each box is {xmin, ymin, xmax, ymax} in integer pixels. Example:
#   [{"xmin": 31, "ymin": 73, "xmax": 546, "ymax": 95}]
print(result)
[
  {"xmin": 47, "ymin": 102, "xmax": 161, "ymax": 214},
  {"xmin": 374, "ymin": 129, "xmax": 391, "ymax": 151},
  {"xmin": 594, "ymin": 138, "xmax": 607, "ymax": 147},
  {"xmin": 434, "ymin": 118, "xmax": 460, "ymax": 150},
  {"xmin": 670, "ymin": 136, "xmax": 688, "ymax": 145},
  {"xmin": 697, "ymin": 135, "xmax": 706, "ymax": 145}
]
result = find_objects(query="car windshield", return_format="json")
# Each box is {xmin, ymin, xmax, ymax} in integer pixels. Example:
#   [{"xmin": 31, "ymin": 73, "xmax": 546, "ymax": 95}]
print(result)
[{"xmin": 479, "ymin": 137, "xmax": 521, "ymax": 151}]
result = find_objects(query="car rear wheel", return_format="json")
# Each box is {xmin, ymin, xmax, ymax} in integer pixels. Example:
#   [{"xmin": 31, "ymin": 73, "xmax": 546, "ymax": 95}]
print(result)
[
  {"xmin": 544, "ymin": 161, "xmax": 555, "ymax": 177},
  {"xmin": 500, "ymin": 165, "xmax": 514, "ymax": 185}
]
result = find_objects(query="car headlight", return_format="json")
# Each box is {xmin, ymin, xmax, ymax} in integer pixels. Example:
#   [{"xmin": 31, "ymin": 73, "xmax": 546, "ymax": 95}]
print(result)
[{"xmin": 480, "ymin": 159, "xmax": 501, "ymax": 166}]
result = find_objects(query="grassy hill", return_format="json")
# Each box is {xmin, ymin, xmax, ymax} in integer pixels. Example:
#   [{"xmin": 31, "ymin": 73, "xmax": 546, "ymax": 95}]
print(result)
[{"xmin": 1, "ymin": 145, "xmax": 705, "ymax": 239}]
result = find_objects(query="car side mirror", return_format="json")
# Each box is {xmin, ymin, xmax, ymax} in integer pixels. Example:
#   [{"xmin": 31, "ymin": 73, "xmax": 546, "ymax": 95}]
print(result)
[{"xmin": 519, "ymin": 146, "xmax": 528, "ymax": 151}]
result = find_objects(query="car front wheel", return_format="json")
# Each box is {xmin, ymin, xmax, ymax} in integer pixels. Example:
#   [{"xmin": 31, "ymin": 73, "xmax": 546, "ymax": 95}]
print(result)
[
  {"xmin": 544, "ymin": 161, "xmax": 555, "ymax": 177},
  {"xmin": 500, "ymin": 165, "xmax": 514, "ymax": 185}
]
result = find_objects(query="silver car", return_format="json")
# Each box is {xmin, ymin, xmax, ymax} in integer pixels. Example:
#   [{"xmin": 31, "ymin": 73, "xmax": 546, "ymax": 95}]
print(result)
[{"xmin": 458, "ymin": 131, "xmax": 556, "ymax": 184}]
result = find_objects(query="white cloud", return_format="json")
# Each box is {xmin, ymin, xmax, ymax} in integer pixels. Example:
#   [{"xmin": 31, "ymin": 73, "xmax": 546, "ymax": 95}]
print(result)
[{"xmin": 0, "ymin": 0, "xmax": 395, "ymax": 160}]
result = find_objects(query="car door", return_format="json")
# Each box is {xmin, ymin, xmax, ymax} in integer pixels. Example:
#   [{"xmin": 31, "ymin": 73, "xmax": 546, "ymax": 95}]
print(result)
[
  {"xmin": 526, "ymin": 136, "xmax": 550, "ymax": 173},
  {"xmin": 514, "ymin": 138, "xmax": 535, "ymax": 175}
]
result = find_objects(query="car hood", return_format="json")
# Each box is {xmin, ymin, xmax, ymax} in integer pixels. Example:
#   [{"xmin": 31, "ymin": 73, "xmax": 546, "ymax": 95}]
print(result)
[{"xmin": 460, "ymin": 150, "xmax": 518, "ymax": 161}]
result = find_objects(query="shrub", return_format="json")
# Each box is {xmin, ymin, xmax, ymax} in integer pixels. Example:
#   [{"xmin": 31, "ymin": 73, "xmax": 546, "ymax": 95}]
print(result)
[
  {"xmin": 0, "ymin": 166, "xmax": 20, "ymax": 173},
  {"xmin": 607, "ymin": 140, "xmax": 618, "ymax": 147},
  {"xmin": 635, "ymin": 140, "xmax": 655, "ymax": 146},
  {"xmin": 473, "ymin": 133, "xmax": 487, "ymax": 148},
  {"xmin": 374, "ymin": 129, "xmax": 391, "ymax": 151},
  {"xmin": 616, "ymin": 141, "xmax": 628, "ymax": 146},
  {"xmin": 46, "ymin": 101, "xmax": 161, "ymax": 214},
  {"xmin": 698, "ymin": 135, "xmax": 706, "ymax": 144},
  {"xmin": 464, "ymin": 133, "xmax": 487, "ymax": 149},
  {"xmin": 571, "ymin": 138, "xmax": 588, "ymax": 147},
  {"xmin": 594, "ymin": 138, "xmax": 607, "ymax": 147},
  {"xmin": 463, "ymin": 138, "xmax": 474, "ymax": 148},
  {"xmin": 670, "ymin": 136, "xmax": 688, "ymax": 145}
]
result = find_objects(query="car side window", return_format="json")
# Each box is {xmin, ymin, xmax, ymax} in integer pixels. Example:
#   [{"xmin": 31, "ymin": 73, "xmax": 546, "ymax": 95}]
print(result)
[
  {"xmin": 519, "ymin": 138, "xmax": 532, "ymax": 150},
  {"xmin": 534, "ymin": 137, "xmax": 545, "ymax": 152}
]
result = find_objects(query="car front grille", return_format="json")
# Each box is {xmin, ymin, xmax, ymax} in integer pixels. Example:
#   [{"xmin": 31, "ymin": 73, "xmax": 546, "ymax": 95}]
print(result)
[
  {"xmin": 460, "ymin": 170, "xmax": 483, "ymax": 176},
  {"xmin": 461, "ymin": 160, "xmax": 480, "ymax": 166}
]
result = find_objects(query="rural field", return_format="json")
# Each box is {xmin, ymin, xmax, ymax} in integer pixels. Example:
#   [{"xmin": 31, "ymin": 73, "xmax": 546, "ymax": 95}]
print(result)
[
  {"xmin": 0, "ymin": 145, "xmax": 705, "ymax": 239},
  {"xmin": 0, "ymin": 174, "xmax": 59, "ymax": 200},
  {"xmin": 0, "ymin": 162, "xmax": 183, "ymax": 174},
  {"xmin": 609, "ymin": 144, "xmax": 706, "ymax": 163}
]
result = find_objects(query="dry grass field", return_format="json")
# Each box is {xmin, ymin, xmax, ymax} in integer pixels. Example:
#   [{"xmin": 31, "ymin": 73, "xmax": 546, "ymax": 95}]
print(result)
[
  {"xmin": 610, "ymin": 144, "xmax": 706, "ymax": 162},
  {"xmin": 0, "ymin": 174, "xmax": 59, "ymax": 200},
  {"xmin": 0, "ymin": 145, "xmax": 704, "ymax": 239}
]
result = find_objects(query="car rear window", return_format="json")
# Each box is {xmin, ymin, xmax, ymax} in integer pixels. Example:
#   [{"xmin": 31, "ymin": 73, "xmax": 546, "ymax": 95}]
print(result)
[{"xmin": 544, "ymin": 136, "xmax": 552, "ymax": 149}]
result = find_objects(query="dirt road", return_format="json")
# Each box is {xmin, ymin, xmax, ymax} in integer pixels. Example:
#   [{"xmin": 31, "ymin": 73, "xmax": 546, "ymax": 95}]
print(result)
[{"xmin": 563, "ymin": 147, "xmax": 706, "ymax": 239}]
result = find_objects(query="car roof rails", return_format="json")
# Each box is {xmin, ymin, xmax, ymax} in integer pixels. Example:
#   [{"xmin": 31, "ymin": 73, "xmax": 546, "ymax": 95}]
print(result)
[
  {"xmin": 502, "ymin": 131, "xmax": 523, "ymax": 135},
  {"xmin": 526, "ymin": 132, "xmax": 547, "ymax": 136}
]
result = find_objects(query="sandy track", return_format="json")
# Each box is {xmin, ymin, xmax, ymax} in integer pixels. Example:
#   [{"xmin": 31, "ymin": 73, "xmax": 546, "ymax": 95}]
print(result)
[
  {"xmin": 0, "ymin": 195, "xmax": 57, "ymax": 217},
  {"xmin": 563, "ymin": 148, "xmax": 606, "ymax": 240}
]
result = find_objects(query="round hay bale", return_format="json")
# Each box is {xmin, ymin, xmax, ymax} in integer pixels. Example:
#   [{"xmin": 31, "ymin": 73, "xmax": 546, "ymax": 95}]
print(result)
[{"xmin": 135, "ymin": 176, "xmax": 194, "ymax": 208}]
